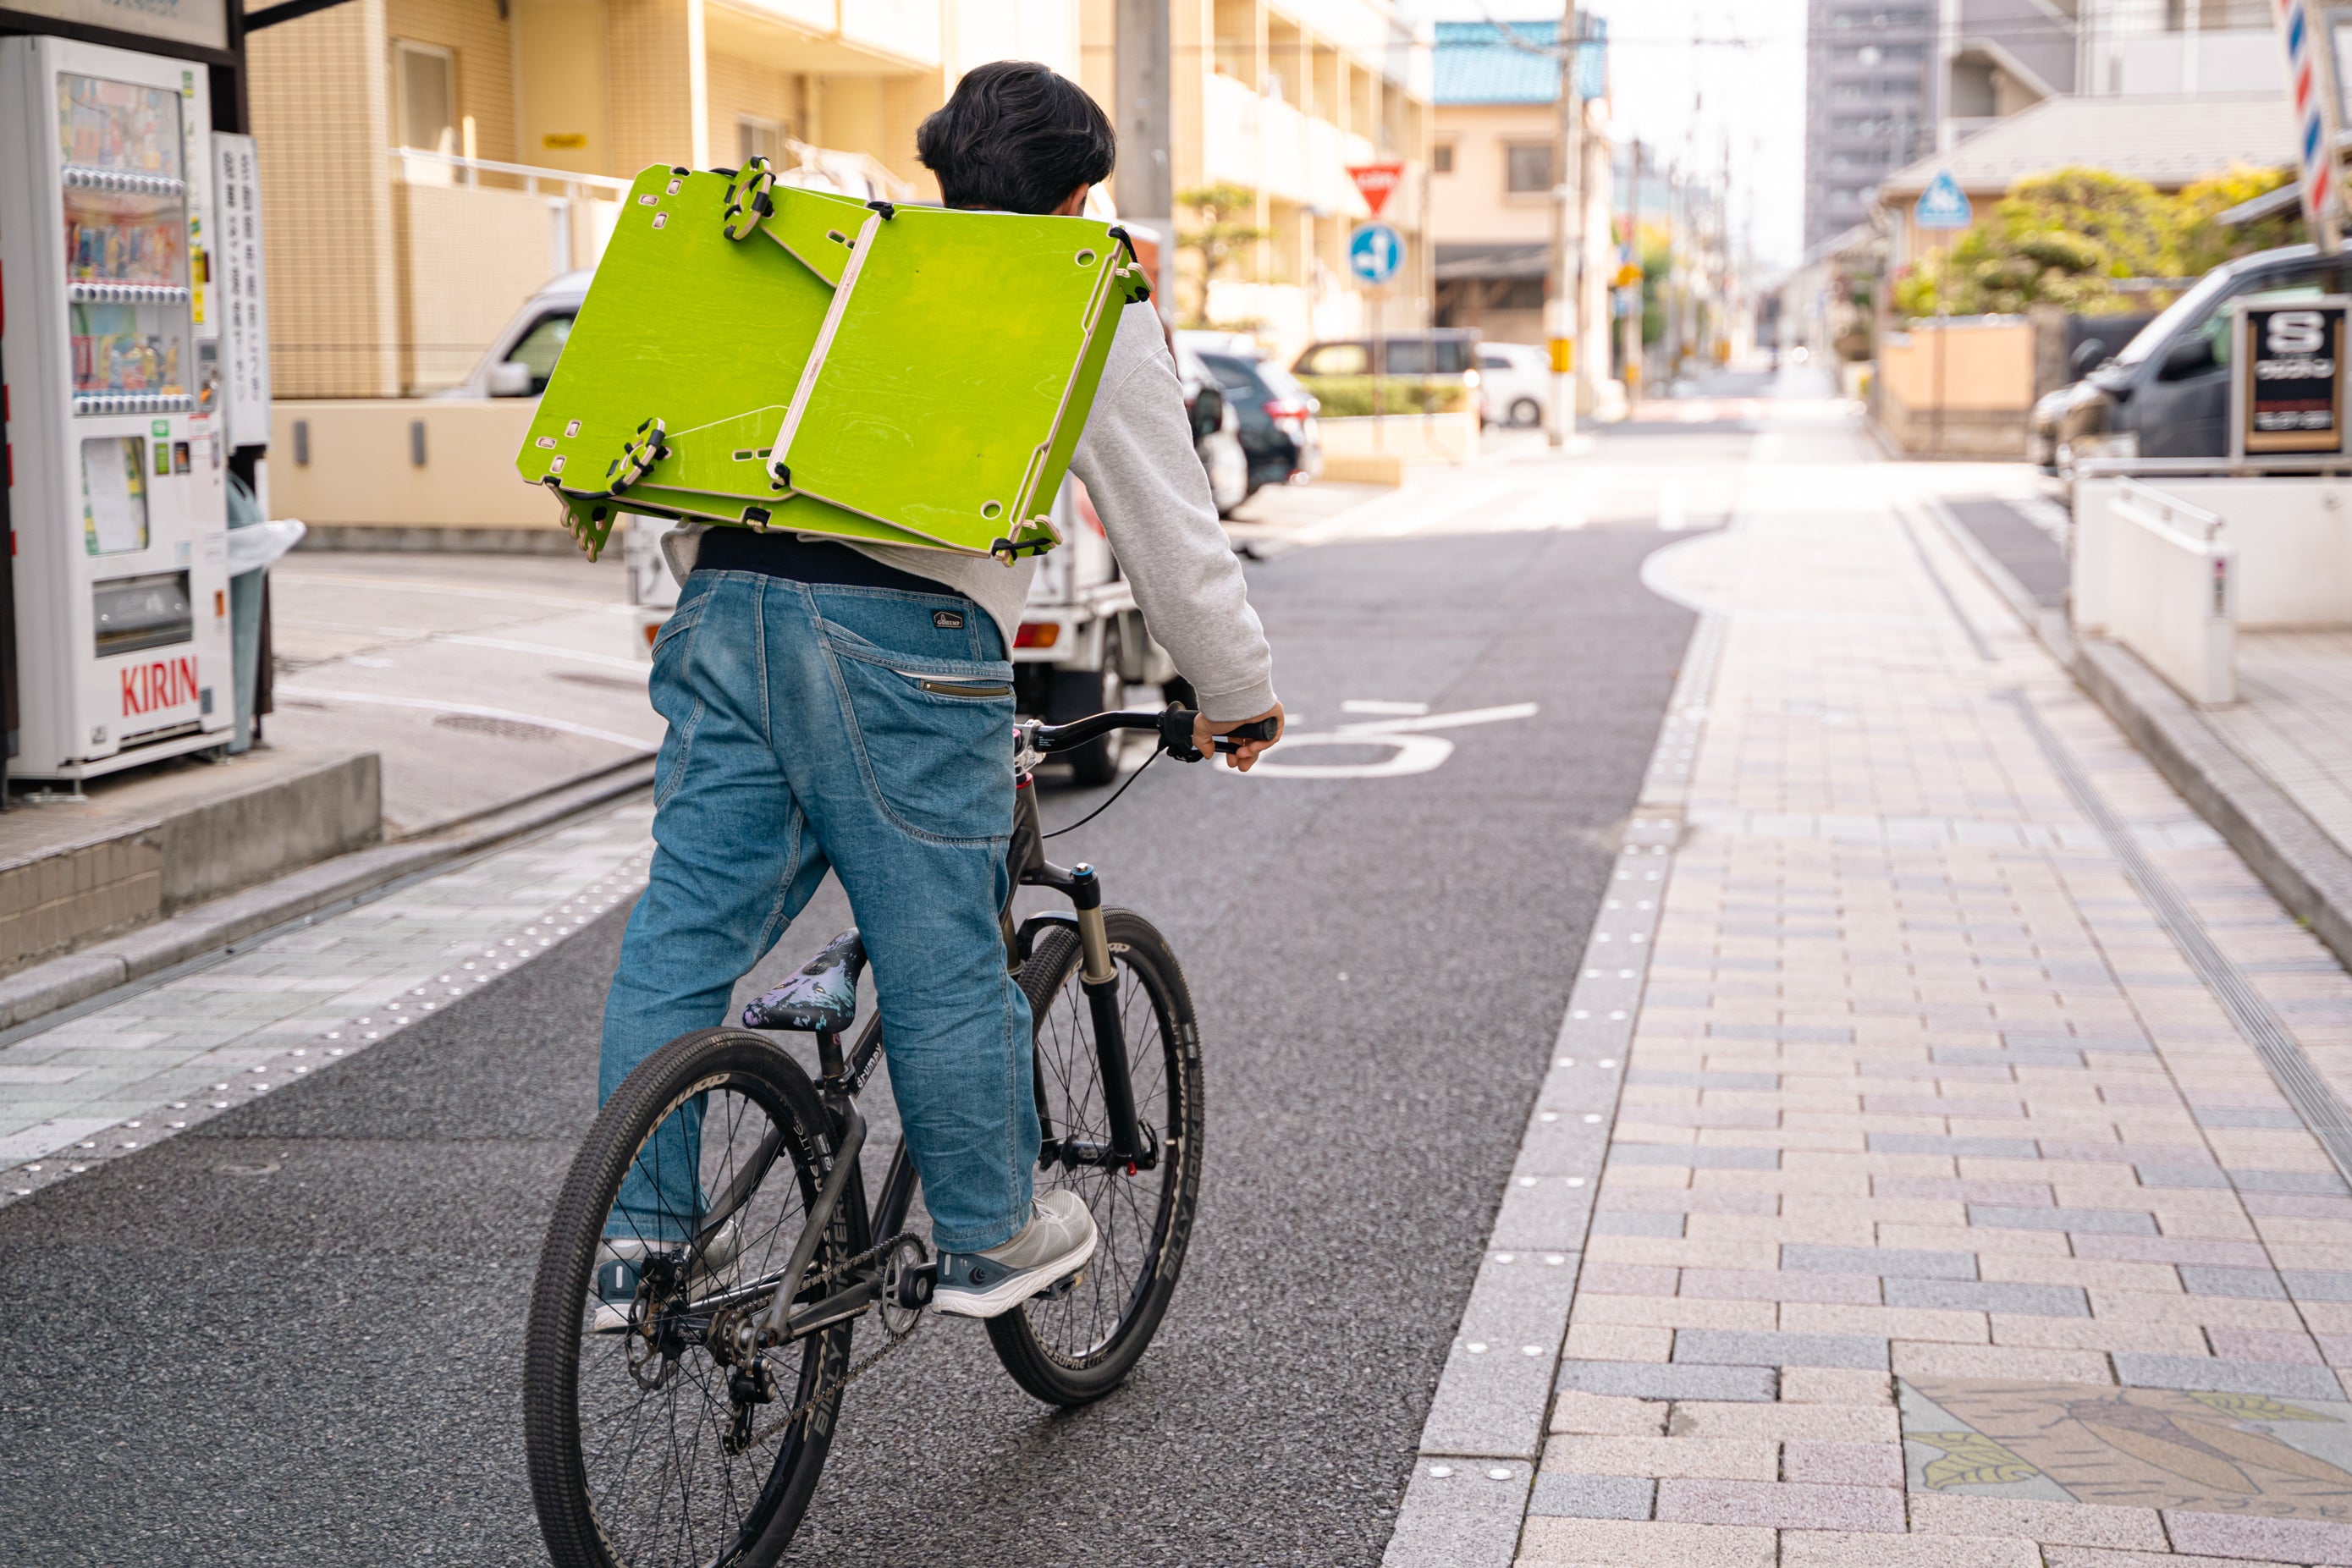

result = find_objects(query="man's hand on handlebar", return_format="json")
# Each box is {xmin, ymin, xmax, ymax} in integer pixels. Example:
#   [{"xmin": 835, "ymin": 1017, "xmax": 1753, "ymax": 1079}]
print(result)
[{"xmin": 1193, "ymin": 703, "xmax": 1286, "ymax": 773}]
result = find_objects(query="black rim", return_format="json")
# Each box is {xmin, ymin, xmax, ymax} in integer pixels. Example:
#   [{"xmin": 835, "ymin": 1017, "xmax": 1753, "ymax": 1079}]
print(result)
[
  {"xmin": 1022, "ymin": 941, "xmax": 1182, "ymax": 1366},
  {"xmin": 572, "ymin": 1069, "xmax": 840, "ymax": 1567}
]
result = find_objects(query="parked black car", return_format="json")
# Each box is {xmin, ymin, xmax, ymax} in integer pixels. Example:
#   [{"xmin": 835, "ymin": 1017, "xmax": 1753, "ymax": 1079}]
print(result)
[
  {"xmin": 1194, "ymin": 349, "xmax": 1325, "ymax": 492},
  {"xmin": 2057, "ymin": 245, "xmax": 2352, "ymax": 465}
]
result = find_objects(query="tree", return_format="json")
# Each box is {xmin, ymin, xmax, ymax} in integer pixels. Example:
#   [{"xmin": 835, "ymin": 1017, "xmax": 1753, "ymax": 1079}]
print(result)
[
  {"xmin": 1999, "ymin": 167, "xmax": 2173, "ymax": 279},
  {"xmin": 1176, "ymin": 183, "xmax": 1268, "ymax": 325},
  {"xmin": 2173, "ymin": 165, "xmax": 2300, "ymax": 277},
  {"xmin": 1894, "ymin": 162, "xmax": 2303, "ymax": 319}
]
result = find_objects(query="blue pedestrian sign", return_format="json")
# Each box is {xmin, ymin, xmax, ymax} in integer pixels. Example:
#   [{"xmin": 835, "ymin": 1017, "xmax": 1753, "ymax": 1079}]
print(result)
[
  {"xmin": 1348, "ymin": 222, "xmax": 1403, "ymax": 286},
  {"xmin": 1914, "ymin": 169, "xmax": 1972, "ymax": 229}
]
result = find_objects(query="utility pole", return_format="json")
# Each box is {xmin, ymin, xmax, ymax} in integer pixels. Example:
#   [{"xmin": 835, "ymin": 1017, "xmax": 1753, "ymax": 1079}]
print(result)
[
  {"xmin": 1545, "ymin": 3, "xmax": 1583, "ymax": 446},
  {"xmin": 1115, "ymin": 0, "xmax": 1176, "ymax": 310},
  {"xmin": 1621, "ymin": 137, "xmax": 1642, "ymax": 401}
]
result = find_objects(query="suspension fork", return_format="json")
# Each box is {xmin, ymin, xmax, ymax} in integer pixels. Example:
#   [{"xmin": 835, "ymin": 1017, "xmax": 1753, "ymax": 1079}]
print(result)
[{"xmin": 1069, "ymin": 863, "xmax": 1146, "ymax": 1165}]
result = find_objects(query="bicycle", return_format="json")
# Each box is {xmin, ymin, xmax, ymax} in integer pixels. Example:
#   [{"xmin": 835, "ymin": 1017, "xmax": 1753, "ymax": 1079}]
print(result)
[{"xmin": 521, "ymin": 704, "xmax": 1276, "ymax": 1568}]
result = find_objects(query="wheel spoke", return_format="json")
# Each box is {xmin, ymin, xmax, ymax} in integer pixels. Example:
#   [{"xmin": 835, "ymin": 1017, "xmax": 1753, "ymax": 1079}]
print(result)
[
  {"xmin": 1016, "ymin": 931, "xmax": 1193, "ymax": 1370},
  {"xmin": 552, "ymin": 1067, "xmax": 836, "ymax": 1567}
]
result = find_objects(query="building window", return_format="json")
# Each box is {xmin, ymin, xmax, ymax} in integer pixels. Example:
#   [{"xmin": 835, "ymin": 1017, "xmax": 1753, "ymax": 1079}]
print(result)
[
  {"xmin": 1434, "ymin": 141, "xmax": 1455, "ymax": 174},
  {"xmin": 738, "ymin": 116, "xmax": 782, "ymax": 168},
  {"xmin": 1504, "ymin": 142, "xmax": 1554, "ymax": 194},
  {"xmin": 393, "ymin": 41, "xmax": 455, "ymax": 155}
]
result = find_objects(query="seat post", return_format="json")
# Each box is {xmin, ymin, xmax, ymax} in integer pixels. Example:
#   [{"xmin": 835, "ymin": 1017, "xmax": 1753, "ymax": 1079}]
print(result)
[{"xmin": 815, "ymin": 1030, "xmax": 846, "ymax": 1087}]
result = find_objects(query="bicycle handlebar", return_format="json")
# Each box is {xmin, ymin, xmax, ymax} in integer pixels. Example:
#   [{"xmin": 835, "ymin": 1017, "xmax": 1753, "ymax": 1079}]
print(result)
[{"xmin": 1029, "ymin": 707, "xmax": 1280, "ymax": 762}]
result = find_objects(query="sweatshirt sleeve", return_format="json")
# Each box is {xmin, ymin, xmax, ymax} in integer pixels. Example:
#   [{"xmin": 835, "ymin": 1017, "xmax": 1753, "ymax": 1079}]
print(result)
[{"xmin": 1070, "ymin": 310, "xmax": 1278, "ymax": 722}]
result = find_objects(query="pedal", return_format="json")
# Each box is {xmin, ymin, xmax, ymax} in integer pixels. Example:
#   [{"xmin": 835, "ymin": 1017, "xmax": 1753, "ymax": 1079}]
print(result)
[{"xmin": 1038, "ymin": 1268, "xmax": 1085, "ymax": 1302}]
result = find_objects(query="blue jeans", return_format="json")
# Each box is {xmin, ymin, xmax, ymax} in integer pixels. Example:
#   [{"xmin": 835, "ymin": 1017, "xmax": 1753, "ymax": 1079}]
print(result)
[{"xmin": 598, "ymin": 570, "xmax": 1037, "ymax": 1254}]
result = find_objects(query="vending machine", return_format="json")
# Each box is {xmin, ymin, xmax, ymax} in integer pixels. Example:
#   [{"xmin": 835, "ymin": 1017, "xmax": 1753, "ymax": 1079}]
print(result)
[{"xmin": 0, "ymin": 35, "xmax": 234, "ymax": 779}]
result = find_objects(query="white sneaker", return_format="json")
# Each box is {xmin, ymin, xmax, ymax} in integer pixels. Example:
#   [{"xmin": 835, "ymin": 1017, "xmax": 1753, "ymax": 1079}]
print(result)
[
  {"xmin": 592, "ymin": 1216, "xmax": 743, "ymax": 1333},
  {"xmin": 932, "ymin": 1191, "xmax": 1099, "ymax": 1319}
]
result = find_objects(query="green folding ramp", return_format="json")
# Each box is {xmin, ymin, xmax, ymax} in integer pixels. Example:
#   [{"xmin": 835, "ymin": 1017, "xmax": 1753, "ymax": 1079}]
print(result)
[
  {"xmin": 520, "ymin": 161, "xmax": 1149, "ymax": 563},
  {"xmin": 516, "ymin": 165, "xmax": 849, "ymax": 558},
  {"xmin": 768, "ymin": 204, "xmax": 1148, "ymax": 556}
]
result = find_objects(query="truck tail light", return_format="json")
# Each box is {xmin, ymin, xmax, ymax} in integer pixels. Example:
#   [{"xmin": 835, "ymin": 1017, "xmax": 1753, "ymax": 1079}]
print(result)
[{"xmin": 1016, "ymin": 622, "xmax": 1060, "ymax": 648}]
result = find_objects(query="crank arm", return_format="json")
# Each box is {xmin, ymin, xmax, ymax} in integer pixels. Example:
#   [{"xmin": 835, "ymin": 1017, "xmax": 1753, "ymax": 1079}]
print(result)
[{"xmin": 1043, "ymin": 1136, "xmax": 1159, "ymax": 1171}]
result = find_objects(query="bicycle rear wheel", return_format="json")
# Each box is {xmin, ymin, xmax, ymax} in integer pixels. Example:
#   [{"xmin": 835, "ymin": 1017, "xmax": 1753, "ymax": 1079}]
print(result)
[
  {"xmin": 523, "ymin": 1028, "xmax": 864, "ymax": 1568},
  {"xmin": 988, "ymin": 910, "xmax": 1204, "ymax": 1405}
]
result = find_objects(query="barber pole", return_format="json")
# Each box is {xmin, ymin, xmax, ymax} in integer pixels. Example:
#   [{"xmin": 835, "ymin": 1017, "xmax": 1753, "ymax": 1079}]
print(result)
[{"xmin": 2278, "ymin": 0, "xmax": 2348, "ymax": 253}]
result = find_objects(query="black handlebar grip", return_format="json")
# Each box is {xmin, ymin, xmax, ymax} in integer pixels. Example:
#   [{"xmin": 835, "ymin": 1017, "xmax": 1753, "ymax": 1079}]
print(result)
[{"xmin": 1211, "ymin": 716, "xmax": 1281, "ymax": 752}]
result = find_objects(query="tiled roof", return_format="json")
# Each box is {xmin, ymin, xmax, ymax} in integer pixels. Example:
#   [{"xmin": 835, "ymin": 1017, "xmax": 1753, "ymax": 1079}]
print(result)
[
  {"xmin": 1878, "ymin": 91, "xmax": 2295, "ymax": 196},
  {"xmin": 1434, "ymin": 19, "xmax": 1606, "ymax": 107}
]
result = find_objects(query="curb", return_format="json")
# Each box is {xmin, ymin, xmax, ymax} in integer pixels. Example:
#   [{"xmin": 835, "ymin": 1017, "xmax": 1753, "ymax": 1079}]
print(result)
[
  {"xmin": 0, "ymin": 756, "xmax": 654, "ymax": 1038},
  {"xmin": 1383, "ymin": 601, "xmax": 1730, "ymax": 1565},
  {"xmin": 1919, "ymin": 495, "xmax": 2352, "ymax": 980}
]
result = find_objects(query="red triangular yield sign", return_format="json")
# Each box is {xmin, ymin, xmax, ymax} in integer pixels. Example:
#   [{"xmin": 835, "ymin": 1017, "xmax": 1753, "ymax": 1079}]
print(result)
[{"xmin": 1348, "ymin": 162, "xmax": 1404, "ymax": 217}]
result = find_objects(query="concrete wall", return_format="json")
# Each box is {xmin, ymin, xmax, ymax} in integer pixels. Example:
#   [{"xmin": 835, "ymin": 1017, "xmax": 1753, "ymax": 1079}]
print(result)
[
  {"xmin": 0, "ymin": 752, "xmax": 380, "ymax": 978},
  {"xmin": 2077, "ymin": 476, "xmax": 2352, "ymax": 634},
  {"xmin": 271, "ymin": 399, "xmax": 549, "ymax": 531},
  {"xmin": 2102, "ymin": 485, "xmax": 2236, "ymax": 706},
  {"xmin": 1876, "ymin": 316, "xmax": 2035, "ymax": 457}
]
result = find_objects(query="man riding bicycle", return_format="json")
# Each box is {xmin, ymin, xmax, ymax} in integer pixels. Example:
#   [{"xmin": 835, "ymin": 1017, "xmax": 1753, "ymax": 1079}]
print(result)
[{"xmin": 598, "ymin": 60, "xmax": 1281, "ymax": 1322}]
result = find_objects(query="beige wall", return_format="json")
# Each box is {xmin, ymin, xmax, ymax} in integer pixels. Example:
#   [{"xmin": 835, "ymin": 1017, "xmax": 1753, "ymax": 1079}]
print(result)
[
  {"xmin": 394, "ymin": 182, "xmax": 560, "ymax": 389},
  {"xmin": 516, "ymin": 0, "xmax": 610, "ymax": 174},
  {"xmin": 1432, "ymin": 100, "xmax": 1553, "ymax": 245},
  {"xmin": 604, "ymin": 0, "xmax": 695, "ymax": 177},
  {"xmin": 1879, "ymin": 318, "xmax": 2035, "ymax": 411},
  {"xmin": 250, "ymin": 0, "xmax": 401, "ymax": 399},
  {"xmin": 271, "ymin": 399, "xmax": 547, "ymax": 526},
  {"xmin": 384, "ymin": 0, "xmax": 520, "ymax": 160},
  {"xmin": 248, "ymin": 0, "xmax": 1126, "ymax": 398},
  {"xmin": 705, "ymin": 47, "xmax": 809, "ymax": 166}
]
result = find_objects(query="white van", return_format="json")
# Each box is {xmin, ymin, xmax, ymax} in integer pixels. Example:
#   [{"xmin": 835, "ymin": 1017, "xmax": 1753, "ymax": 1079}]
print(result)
[{"xmin": 1476, "ymin": 342, "xmax": 1551, "ymax": 428}]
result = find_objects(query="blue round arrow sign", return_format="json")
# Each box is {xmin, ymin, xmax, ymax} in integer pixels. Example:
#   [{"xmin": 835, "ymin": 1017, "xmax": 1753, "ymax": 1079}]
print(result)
[{"xmin": 1348, "ymin": 222, "xmax": 1403, "ymax": 286}]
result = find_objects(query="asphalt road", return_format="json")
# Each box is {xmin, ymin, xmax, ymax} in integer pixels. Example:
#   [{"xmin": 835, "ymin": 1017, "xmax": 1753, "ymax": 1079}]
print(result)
[{"xmin": 0, "ymin": 419, "xmax": 1735, "ymax": 1567}]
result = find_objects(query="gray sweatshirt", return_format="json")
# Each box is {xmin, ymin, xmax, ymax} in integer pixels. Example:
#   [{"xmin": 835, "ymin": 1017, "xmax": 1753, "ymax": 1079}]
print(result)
[{"xmin": 662, "ymin": 304, "xmax": 1279, "ymax": 722}]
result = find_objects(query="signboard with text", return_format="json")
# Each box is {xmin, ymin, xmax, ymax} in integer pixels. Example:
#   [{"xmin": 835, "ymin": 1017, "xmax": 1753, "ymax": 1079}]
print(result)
[
  {"xmin": 2232, "ymin": 296, "xmax": 2349, "ymax": 457},
  {"xmin": 8, "ymin": 0, "xmax": 227, "ymax": 51}
]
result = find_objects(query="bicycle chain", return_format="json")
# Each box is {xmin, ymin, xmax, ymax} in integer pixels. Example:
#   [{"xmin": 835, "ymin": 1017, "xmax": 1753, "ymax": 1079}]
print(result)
[{"xmin": 740, "ymin": 1230, "xmax": 926, "ymax": 1451}]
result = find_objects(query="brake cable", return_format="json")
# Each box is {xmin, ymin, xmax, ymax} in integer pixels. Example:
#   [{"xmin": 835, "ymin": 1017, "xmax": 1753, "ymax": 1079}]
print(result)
[{"xmin": 1042, "ymin": 744, "xmax": 1165, "ymax": 838}]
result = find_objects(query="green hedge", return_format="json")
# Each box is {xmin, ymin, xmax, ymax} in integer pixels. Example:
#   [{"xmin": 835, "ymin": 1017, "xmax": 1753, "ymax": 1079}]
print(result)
[{"xmin": 1294, "ymin": 375, "xmax": 1474, "ymax": 418}]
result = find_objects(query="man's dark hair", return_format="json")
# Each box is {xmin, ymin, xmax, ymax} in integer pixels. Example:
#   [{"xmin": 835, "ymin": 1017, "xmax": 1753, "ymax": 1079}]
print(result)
[{"xmin": 916, "ymin": 61, "xmax": 1115, "ymax": 215}]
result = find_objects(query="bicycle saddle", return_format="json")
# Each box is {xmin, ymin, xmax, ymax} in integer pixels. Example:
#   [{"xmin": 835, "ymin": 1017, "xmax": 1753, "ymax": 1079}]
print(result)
[{"xmin": 742, "ymin": 927, "xmax": 865, "ymax": 1035}]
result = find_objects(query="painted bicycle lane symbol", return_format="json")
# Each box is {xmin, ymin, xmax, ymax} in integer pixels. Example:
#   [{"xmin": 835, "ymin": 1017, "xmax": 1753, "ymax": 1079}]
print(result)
[{"xmin": 1223, "ymin": 699, "xmax": 1539, "ymax": 779}]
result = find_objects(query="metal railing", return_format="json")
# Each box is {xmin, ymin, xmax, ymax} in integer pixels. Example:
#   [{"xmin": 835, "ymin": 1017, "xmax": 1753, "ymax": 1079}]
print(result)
[
  {"xmin": 2113, "ymin": 476, "xmax": 2225, "ymax": 542},
  {"xmin": 390, "ymin": 146, "xmax": 634, "ymax": 199}
]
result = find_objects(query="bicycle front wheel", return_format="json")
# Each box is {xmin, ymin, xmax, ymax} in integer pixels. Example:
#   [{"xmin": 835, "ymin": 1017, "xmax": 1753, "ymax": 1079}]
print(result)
[
  {"xmin": 523, "ymin": 1028, "xmax": 863, "ymax": 1568},
  {"xmin": 988, "ymin": 910, "xmax": 1205, "ymax": 1405}
]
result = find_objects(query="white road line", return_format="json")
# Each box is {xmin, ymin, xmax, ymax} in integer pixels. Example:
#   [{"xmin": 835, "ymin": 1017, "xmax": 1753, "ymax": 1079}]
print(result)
[
  {"xmin": 1335, "ymin": 701, "xmax": 1540, "ymax": 735},
  {"xmin": 273, "ymin": 685, "xmax": 657, "ymax": 751},
  {"xmin": 1658, "ymin": 479, "xmax": 1688, "ymax": 531},
  {"xmin": 273, "ymin": 571, "xmax": 624, "ymax": 611},
  {"xmin": 438, "ymin": 635, "xmax": 650, "ymax": 673}
]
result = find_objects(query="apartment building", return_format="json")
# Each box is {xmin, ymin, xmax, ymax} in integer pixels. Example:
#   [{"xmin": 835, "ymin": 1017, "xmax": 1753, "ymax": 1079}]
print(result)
[
  {"xmin": 1426, "ymin": 20, "xmax": 1612, "ymax": 393},
  {"xmin": 250, "ymin": 0, "xmax": 1082, "ymax": 397},
  {"xmin": 1803, "ymin": 0, "xmax": 1934, "ymax": 253},
  {"xmin": 1095, "ymin": 0, "xmax": 1431, "ymax": 360},
  {"xmin": 2078, "ymin": 0, "xmax": 2280, "ymax": 96}
]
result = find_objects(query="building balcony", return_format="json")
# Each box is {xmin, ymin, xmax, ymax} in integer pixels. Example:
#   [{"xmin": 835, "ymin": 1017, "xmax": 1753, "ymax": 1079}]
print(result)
[
  {"xmin": 1202, "ymin": 73, "xmax": 1391, "ymax": 220},
  {"xmin": 387, "ymin": 150, "xmax": 630, "ymax": 393}
]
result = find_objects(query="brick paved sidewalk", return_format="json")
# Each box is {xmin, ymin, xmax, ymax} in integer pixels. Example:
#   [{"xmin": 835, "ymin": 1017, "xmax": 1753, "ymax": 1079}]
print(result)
[
  {"xmin": 1468, "ymin": 448, "xmax": 2352, "ymax": 1565},
  {"xmin": 0, "ymin": 806, "xmax": 654, "ymax": 1197}
]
